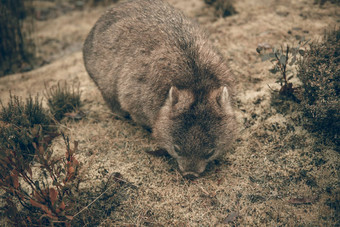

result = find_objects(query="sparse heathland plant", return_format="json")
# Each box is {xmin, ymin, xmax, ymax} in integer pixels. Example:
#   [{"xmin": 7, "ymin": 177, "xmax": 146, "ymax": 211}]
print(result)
[
  {"xmin": 257, "ymin": 37, "xmax": 310, "ymax": 99},
  {"xmin": 0, "ymin": 89, "xmax": 123, "ymax": 226},
  {"xmin": 45, "ymin": 81, "xmax": 82, "ymax": 121},
  {"xmin": 297, "ymin": 28, "xmax": 340, "ymax": 148},
  {"xmin": 0, "ymin": 94, "xmax": 55, "ymax": 162},
  {"xmin": 204, "ymin": 0, "xmax": 237, "ymax": 17},
  {"xmin": 0, "ymin": 93, "xmax": 78, "ymax": 225},
  {"xmin": 0, "ymin": 131, "xmax": 80, "ymax": 226},
  {"xmin": 259, "ymin": 28, "xmax": 339, "ymax": 149}
]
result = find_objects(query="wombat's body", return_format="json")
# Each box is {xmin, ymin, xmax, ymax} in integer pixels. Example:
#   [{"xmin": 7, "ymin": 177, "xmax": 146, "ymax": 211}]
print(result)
[{"xmin": 83, "ymin": 0, "xmax": 236, "ymax": 177}]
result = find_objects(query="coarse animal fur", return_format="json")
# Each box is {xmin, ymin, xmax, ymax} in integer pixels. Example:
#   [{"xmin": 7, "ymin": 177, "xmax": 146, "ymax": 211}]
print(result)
[{"xmin": 83, "ymin": 0, "xmax": 236, "ymax": 177}]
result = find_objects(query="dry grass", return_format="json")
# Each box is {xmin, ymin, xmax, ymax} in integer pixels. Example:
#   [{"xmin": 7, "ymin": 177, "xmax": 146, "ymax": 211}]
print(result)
[{"xmin": 0, "ymin": 0, "xmax": 339, "ymax": 225}]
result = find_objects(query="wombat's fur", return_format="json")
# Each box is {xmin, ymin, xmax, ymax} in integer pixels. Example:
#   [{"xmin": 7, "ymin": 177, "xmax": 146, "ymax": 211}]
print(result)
[{"xmin": 83, "ymin": 0, "xmax": 236, "ymax": 177}]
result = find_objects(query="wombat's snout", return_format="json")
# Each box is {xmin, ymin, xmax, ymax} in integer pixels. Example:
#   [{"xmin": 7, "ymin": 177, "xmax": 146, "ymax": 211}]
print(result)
[{"xmin": 177, "ymin": 159, "xmax": 207, "ymax": 178}]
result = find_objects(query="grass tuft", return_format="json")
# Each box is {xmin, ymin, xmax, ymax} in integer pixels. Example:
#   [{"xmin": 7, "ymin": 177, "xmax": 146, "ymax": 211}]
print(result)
[
  {"xmin": 0, "ymin": 94, "xmax": 54, "ymax": 162},
  {"xmin": 45, "ymin": 81, "xmax": 82, "ymax": 121}
]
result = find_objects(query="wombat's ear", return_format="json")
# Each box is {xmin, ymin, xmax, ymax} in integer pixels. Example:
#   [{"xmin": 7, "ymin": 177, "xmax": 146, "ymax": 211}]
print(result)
[
  {"xmin": 217, "ymin": 87, "xmax": 233, "ymax": 113},
  {"xmin": 169, "ymin": 86, "xmax": 179, "ymax": 106}
]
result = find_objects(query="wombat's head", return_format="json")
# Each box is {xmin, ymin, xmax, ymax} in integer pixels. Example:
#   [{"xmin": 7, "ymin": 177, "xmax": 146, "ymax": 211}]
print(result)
[{"xmin": 153, "ymin": 86, "xmax": 235, "ymax": 178}]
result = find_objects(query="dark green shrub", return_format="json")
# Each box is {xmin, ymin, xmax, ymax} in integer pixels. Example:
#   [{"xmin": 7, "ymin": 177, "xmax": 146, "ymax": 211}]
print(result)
[
  {"xmin": 297, "ymin": 28, "xmax": 339, "ymax": 147},
  {"xmin": 0, "ymin": 94, "xmax": 55, "ymax": 162},
  {"xmin": 204, "ymin": 0, "xmax": 237, "ymax": 17},
  {"xmin": 1, "ymin": 94, "xmax": 51, "ymax": 128},
  {"xmin": 45, "ymin": 82, "xmax": 82, "ymax": 121}
]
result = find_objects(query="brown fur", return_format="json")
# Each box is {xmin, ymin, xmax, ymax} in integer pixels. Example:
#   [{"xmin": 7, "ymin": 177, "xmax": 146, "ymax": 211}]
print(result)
[{"xmin": 83, "ymin": 0, "xmax": 236, "ymax": 177}]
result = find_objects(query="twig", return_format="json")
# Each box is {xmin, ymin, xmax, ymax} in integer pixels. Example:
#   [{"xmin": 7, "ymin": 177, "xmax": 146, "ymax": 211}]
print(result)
[
  {"xmin": 283, "ymin": 45, "xmax": 290, "ymax": 86},
  {"xmin": 72, "ymin": 181, "xmax": 117, "ymax": 218},
  {"xmin": 267, "ymin": 84, "xmax": 276, "ymax": 92}
]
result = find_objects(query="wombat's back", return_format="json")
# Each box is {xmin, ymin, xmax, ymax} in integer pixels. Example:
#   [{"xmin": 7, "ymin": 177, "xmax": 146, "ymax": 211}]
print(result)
[
  {"xmin": 84, "ymin": 0, "xmax": 195, "ymax": 122},
  {"xmin": 83, "ymin": 0, "xmax": 231, "ymax": 126}
]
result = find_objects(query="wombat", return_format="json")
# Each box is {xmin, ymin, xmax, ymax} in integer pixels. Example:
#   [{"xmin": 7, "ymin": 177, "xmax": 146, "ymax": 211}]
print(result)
[{"xmin": 83, "ymin": 0, "xmax": 236, "ymax": 177}]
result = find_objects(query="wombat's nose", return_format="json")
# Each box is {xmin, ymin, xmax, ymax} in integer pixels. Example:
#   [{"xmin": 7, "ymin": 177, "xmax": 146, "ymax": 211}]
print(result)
[{"xmin": 182, "ymin": 172, "xmax": 199, "ymax": 179}]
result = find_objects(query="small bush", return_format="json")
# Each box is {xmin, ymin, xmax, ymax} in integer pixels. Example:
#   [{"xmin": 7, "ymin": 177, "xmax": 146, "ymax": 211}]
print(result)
[
  {"xmin": 257, "ymin": 38, "xmax": 310, "ymax": 100},
  {"xmin": 297, "ymin": 28, "xmax": 339, "ymax": 147},
  {"xmin": 204, "ymin": 0, "xmax": 237, "ymax": 17},
  {"xmin": 1, "ymin": 94, "xmax": 51, "ymax": 128},
  {"xmin": 0, "ymin": 91, "xmax": 123, "ymax": 226},
  {"xmin": 0, "ymin": 132, "xmax": 80, "ymax": 226},
  {"xmin": 0, "ymin": 94, "xmax": 55, "ymax": 162},
  {"xmin": 45, "ymin": 82, "xmax": 82, "ymax": 121}
]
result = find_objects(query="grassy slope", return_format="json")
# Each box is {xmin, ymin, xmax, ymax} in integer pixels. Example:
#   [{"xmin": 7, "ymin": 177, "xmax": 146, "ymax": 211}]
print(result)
[{"xmin": 0, "ymin": 0, "xmax": 339, "ymax": 225}]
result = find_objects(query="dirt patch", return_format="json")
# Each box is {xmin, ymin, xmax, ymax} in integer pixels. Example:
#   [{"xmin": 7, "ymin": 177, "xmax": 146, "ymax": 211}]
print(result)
[{"xmin": 0, "ymin": 0, "xmax": 339, "ymax": 225}]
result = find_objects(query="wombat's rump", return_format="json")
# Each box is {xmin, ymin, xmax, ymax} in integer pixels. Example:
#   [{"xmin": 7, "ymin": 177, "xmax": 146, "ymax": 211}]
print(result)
[{"xmin": 83, "ymin": 0, "xmax": 236, "ymax": 177}]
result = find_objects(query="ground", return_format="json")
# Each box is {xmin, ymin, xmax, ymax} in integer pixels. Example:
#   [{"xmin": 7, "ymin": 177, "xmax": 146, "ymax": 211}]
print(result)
[{"xmin": 0, "ymin": 0, "xmax": 339, "ymax": 226}]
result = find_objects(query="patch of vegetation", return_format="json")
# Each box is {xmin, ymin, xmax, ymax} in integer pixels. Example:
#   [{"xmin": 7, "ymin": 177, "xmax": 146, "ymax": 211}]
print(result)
[
  {"xmin": 0, "ymin": 94, "xmax": 55, "ymax": 162},
  {"xmin": 257, "ymin": 38, "xmax": 310, "ymax": 100},
  {"xmin": 261, "ymin": 28, "xmax": 339, "ymax": 149},
  {"xmin": 314, "ymin": 0, "xmax": 340, "ymax": 6},
  {"xmin": 45, "ymin": 82, "xmax": 82, "ymax": 121},
  {"xmin": 1, "ymin": 132, "xmax": 126, "ymax": 226},
  {"xmin": 0, "ymin": 0, "xmax": 35, "ymax": 77},
  {"xmin": 204, "ymin": 0, "xmax": 237, "ymax": 17},
  {"xmin": 297, "ymin": 28, "xmax": 339, "ymax": 148},
  {"xmin": 0, "ymin": 90, "xmax": 126, "ymax": 226},
  {"xmin": 0, "ymin": 132, "xmax": 80, "ymax": 226},
  {"xmin": 0, "ymin": 94, "xmax": 51, "ymax": 129}
]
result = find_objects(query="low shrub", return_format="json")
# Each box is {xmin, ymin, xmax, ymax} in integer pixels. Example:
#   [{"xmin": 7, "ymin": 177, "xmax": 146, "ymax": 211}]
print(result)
[
  {"xmin": 257, "ymin": 38, "xmax": 310, "ymax": 100},
  {"xmin": 297, "ymin": 28, "xmax": 339, "ymax": 147},
  {"xmin": 45, "ymin": 82, "xmax": 82, "ymax": 121},
  {"xmin": 0, "ymin": 94, "xmax": 55, "ymax": 162},
  {"xmin": 204, "ymin": 0, "xmax": 237, "ymax": 17},
  {"xmin": 0, "ymin": 132, "xmax": 80, "ymax": 226}
]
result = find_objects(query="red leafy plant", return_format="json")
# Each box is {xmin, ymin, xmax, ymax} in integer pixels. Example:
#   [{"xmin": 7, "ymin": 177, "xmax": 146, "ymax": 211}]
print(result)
[{"xmin": 0, "ymin": 128, "xmax": 80, "ymax": 226}]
